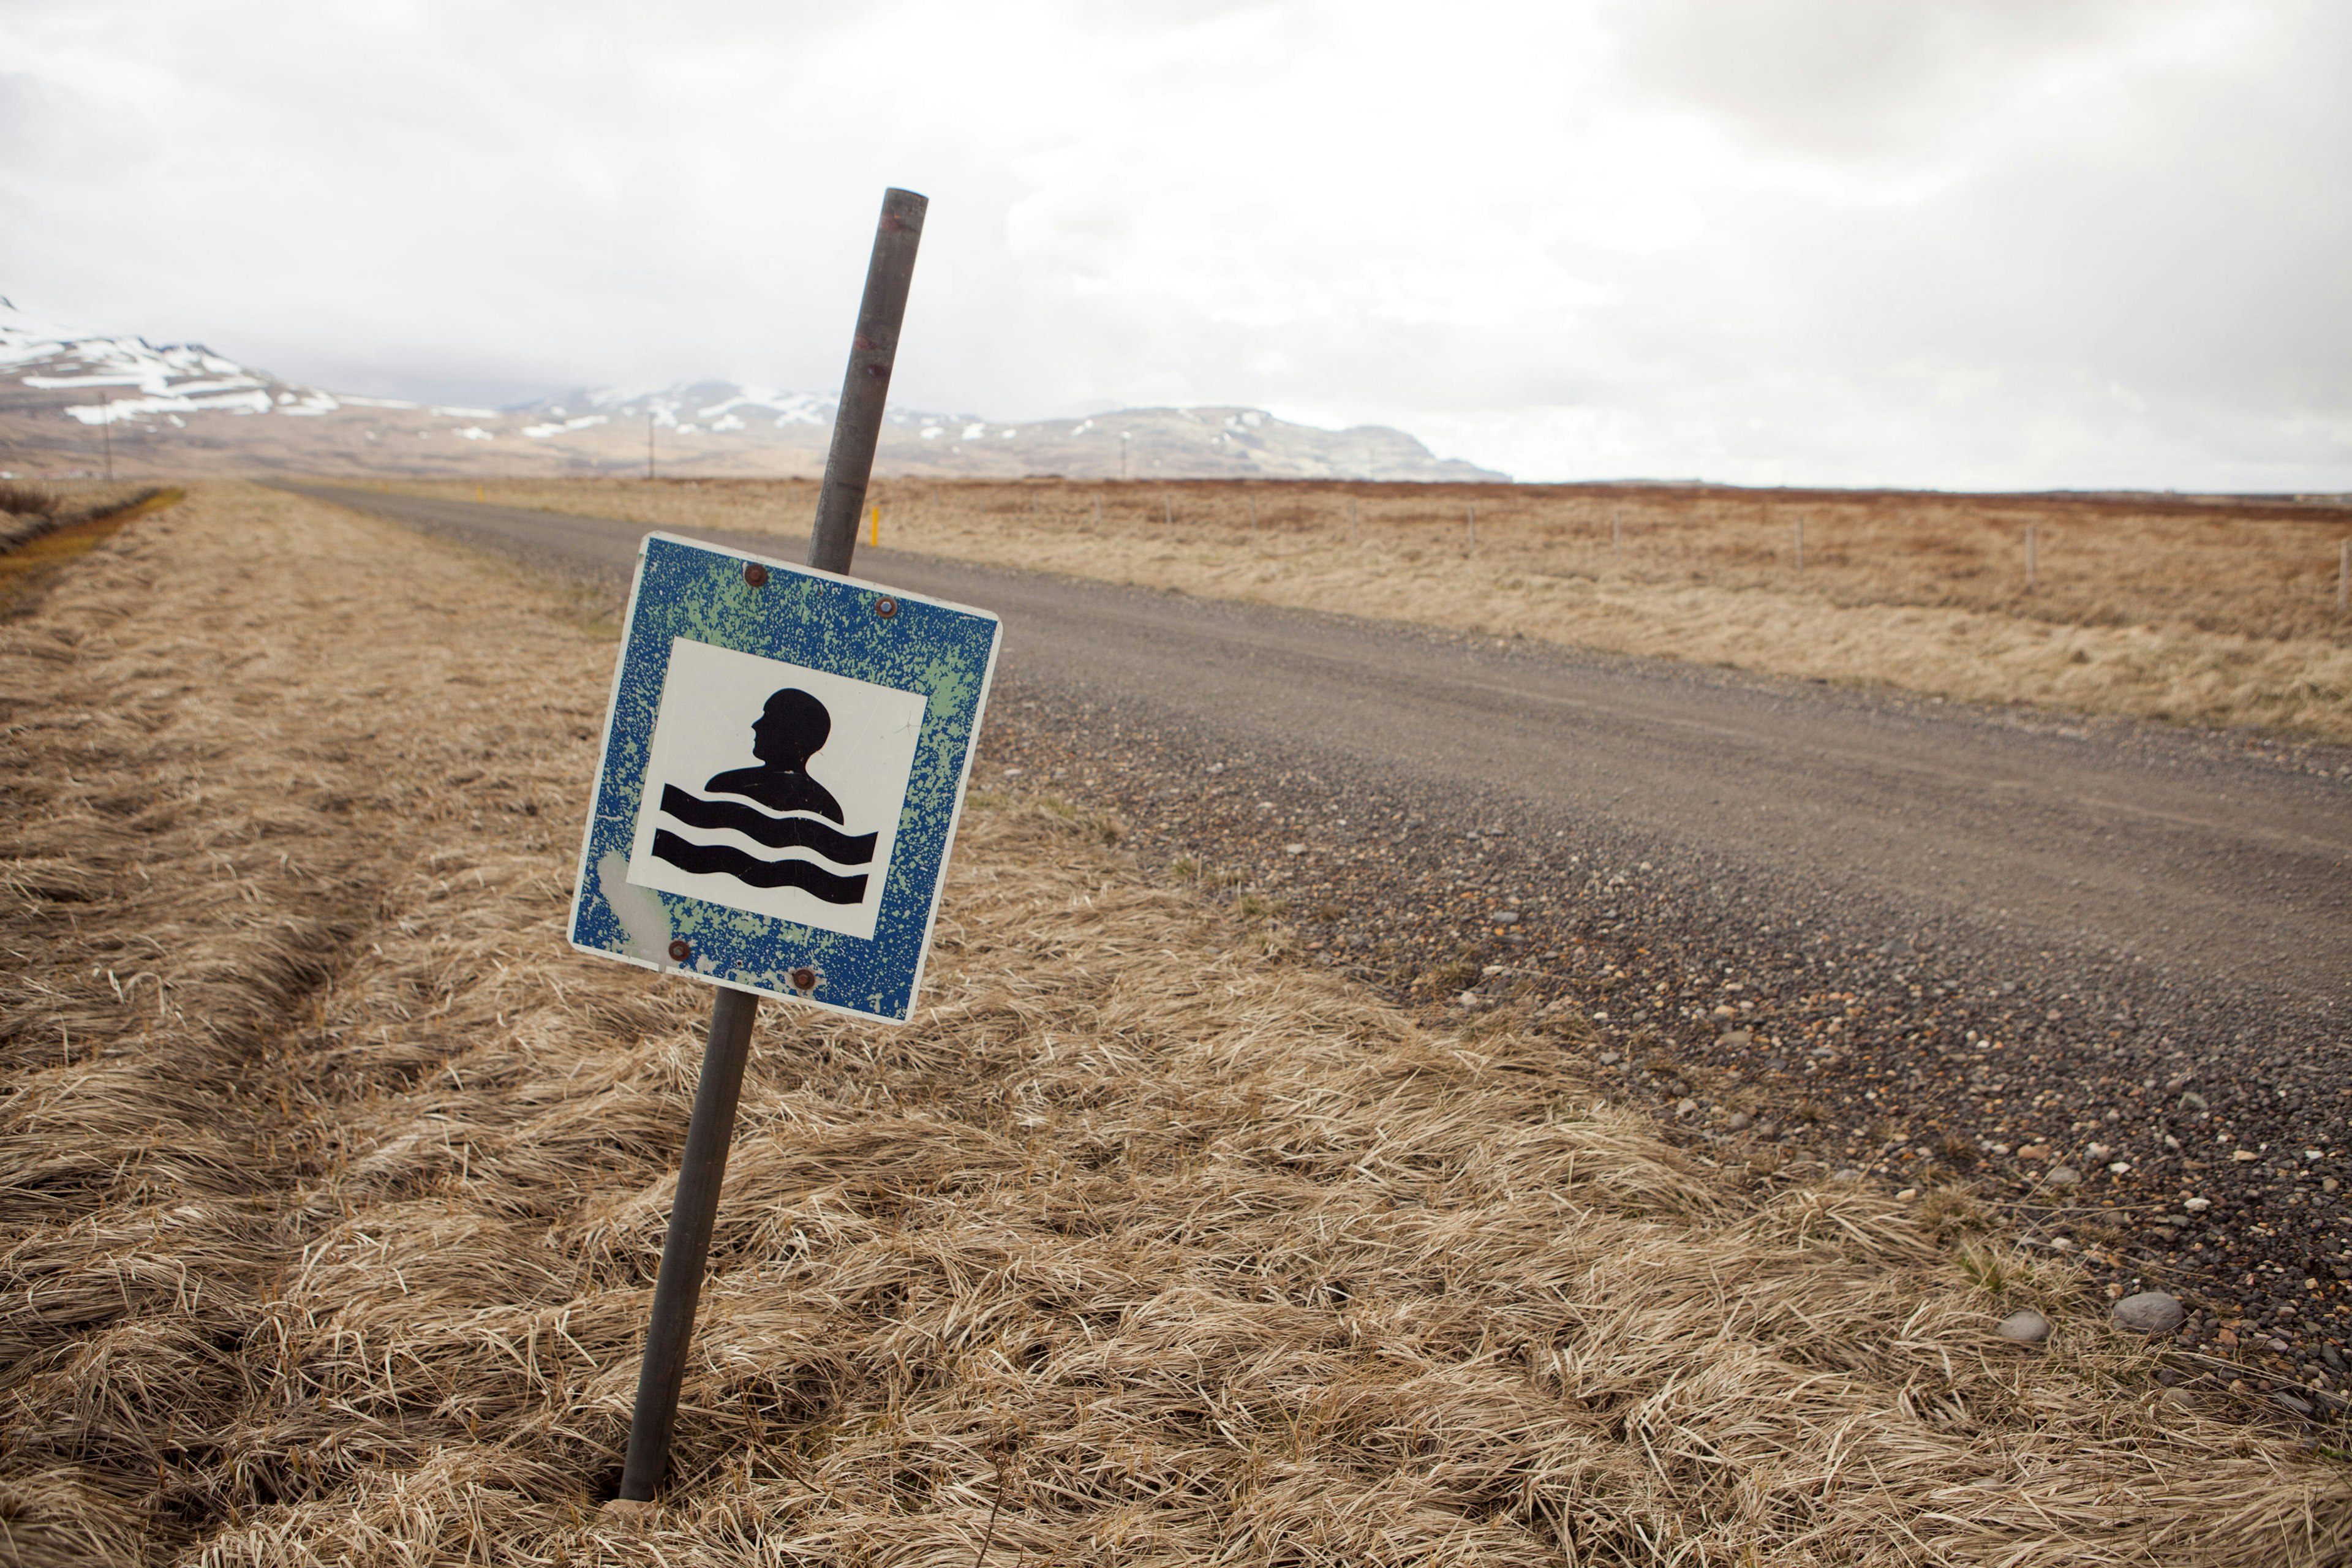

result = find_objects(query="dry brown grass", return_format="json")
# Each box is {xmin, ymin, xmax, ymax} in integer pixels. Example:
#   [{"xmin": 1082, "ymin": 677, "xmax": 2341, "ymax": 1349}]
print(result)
[
  {"xmin": 0, "ymin": 483, "xmax": 165, "ymax": 559},
  {"xmin": 0, "ymin": 481, "xmax": 61, "ymax": 518},
  {"xmin": 5, "ymin": 482, "xmax": 2349, "ymax": 1566},
  {"xmin": 375, "ymin": 475, "xmax": 2352, "ymax": 743},
  {"xmin": 0, "ymin": 489, "xmax": 183, "ymax": 619}
]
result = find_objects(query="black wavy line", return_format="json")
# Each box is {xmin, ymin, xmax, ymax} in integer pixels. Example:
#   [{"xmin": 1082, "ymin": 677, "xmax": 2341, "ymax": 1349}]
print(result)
[
  {"xmin": 650, "ymin": 832, "xmax": 871, "ymax": 903},
  {"xmin": 660, "ymin": 786, "xmax": 875, "ymax": 864}
]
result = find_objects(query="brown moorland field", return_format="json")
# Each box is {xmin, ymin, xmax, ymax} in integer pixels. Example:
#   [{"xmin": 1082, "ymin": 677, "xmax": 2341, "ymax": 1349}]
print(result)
[
  {"xmin": 5, "ymin": 484, "xmax": 2350, "ymax": 1565},
  {"xmin": 372, "ymin": 475, "xmax": 2352, "ymax": 743}
]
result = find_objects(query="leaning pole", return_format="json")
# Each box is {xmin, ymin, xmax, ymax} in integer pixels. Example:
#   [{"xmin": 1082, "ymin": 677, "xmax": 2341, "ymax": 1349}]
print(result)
[{"xmin": 614, "ymin": 186, "xmax": 927, "ymax": 1505}]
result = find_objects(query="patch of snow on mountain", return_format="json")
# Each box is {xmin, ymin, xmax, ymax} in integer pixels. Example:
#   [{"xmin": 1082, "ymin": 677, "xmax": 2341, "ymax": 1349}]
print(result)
[
  {"xmin": 67, "ymin": 390, "xmax": 273, "ymax": 423},
  {"xmin": 521, "ymin": 413, "xmax": 609, "ymax": 439},
  {"xmin": 695, "ymin": 388, "xmax": 829, "ymax": 426}
]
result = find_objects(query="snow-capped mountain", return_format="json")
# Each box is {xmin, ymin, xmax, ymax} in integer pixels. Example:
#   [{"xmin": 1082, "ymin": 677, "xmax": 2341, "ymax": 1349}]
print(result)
[{"xmin": 0, "ymin": 298, "xmax": 1505, "ymax": 482}]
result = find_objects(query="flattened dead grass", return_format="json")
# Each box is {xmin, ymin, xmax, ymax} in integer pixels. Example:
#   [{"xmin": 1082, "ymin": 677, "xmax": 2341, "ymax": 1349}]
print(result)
[
  {"xmin": 373, "ymin": 475, "xmax": 2352, "ymax": 743},
  {"xmin": 0, "ymin": 486, "xmax": 178, "ymax": 612},
  {"xmin": 4, "ymin": 483, "xmax": 2347, "ymax": 1566}
]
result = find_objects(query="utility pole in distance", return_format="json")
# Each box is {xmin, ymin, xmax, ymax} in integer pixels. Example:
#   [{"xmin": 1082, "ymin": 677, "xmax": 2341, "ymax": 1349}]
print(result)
[
  {"xmin": 613, "ymin": 186, "xmax": 927, "ymax": 1509},
  {"xmin": 100, "ymin": 393, "xmax": 113, "ymax": 481},
  {"xmin": 647, "ymin": 412, "xmax": 655, "ymax": 481}
]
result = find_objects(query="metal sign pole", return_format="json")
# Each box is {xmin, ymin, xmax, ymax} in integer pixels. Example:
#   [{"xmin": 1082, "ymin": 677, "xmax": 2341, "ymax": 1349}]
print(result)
[{"xmin": 616, "ymin": 186, "xmax": 927, "ymax": 1506}]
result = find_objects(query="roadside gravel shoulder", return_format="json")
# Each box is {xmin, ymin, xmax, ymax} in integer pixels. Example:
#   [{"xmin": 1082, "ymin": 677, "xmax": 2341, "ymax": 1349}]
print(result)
[{"xmin": 976, "ymin": 671, "xmax": 2352, "ymax": 1424}]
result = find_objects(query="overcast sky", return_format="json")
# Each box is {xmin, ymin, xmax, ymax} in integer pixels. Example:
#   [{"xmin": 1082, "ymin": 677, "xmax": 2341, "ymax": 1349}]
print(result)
[{"xmin": 2, "ymin": 0, "xmax": 2345, "ymax": 489}]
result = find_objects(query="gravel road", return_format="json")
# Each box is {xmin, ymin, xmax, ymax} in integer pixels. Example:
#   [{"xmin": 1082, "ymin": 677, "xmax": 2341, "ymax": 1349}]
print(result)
[{"xmin": 289, "ymin": 483, "xmax": 2352, "ymax": 1401}]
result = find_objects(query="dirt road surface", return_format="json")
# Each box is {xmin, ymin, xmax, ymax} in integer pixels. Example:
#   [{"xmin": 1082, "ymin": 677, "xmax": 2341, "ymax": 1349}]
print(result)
[
  {"xmin": 289, "ymin": 482, "xmax": 2352, "ymax": 1362},
  {"xmin": 293, "ymin": 484, "xmax": 2346, "ymax": 993}
]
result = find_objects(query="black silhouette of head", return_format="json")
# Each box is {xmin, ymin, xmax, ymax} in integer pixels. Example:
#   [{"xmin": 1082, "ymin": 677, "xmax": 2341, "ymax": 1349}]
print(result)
[
  {"xmin": 704, "ymin": 687, "xmax": 845, "ymax": 823},
  {"xmin": 751, "ymin": 688, "xmax": 831, "ymax": 770}
]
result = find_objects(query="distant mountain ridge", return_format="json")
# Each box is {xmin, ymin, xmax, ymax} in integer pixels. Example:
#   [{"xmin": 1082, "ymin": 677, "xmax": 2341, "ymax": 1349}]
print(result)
[{"xmin": 0, "ymin": 298, "xmax": 1506, "ymax": 481}]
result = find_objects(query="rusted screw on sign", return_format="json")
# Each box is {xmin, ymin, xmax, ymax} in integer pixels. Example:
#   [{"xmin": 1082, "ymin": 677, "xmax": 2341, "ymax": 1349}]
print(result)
[
  {"xmin": 668, "ymin": 940, "xmax": 693, "ymax": 963},
  {"xmin": 744, "ymin": 564, "xmax": 768, "ymax": 587},
  {"xmin": 874, "ymin": 597, "xmax": 898, "ymax": 618},
  {"xmin": 791, "ymin": 967, "xmax": 818, "ymax": 990}
]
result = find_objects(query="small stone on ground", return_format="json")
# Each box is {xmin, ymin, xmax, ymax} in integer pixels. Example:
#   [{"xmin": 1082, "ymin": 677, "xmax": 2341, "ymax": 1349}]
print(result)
[
  {"xmin": 1997, "ymin": 1308, "xmax": 2052, "ymax": 1345},
  {"xmin": 2113, "ymin": 1291, "xmax": 2187, "ymax": 1334}
]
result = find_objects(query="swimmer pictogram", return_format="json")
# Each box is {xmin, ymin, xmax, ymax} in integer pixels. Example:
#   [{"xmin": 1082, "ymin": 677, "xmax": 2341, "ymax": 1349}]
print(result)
[
  {"xmin": 575, "ymin": 536, "xmax": 998, "ymax": 1014},
  {"xmin": 649, "ymin": 688, "xmax": 875, "ymax": 903}
]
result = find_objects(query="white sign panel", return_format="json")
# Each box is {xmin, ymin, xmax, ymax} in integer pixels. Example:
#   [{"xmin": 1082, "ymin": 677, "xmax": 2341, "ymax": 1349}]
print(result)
[{"xmin": 625, "ymin": 638, "xmax": 927, "ymax": 941}]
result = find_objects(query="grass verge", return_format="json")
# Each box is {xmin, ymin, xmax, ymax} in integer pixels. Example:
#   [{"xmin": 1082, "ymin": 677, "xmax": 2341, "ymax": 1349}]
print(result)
[
  {"xmin": 0, "ymin": 487, "xmax": 184, "ymax": 616},
  {"xmin": 2, "ymin": 482, "xmax": 2345, "ymax": 1564}
]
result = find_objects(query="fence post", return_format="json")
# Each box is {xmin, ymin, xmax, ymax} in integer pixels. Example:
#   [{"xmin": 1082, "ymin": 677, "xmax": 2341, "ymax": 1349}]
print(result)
[
  {"xmin": 1795, "ymin": 517, "xmax": 1804, "ymax": 571},
  {"xmin": 1468, "ymin": 501, "xmax": 1476, "ymax": 550},
  {"xmin": 2340, "ymin": 538, "xmax": 2348, "ymax": 617},
  {"xmin": 2026, "ymin": 525, "xmax": 2038, "ymax": 593},
  {"xmin": 1612, "ymin": 505, "xmax": 1621, "ymax": 563},
  {"xmin": 1349, "ymin": 496, "xmax": 1359, "ymax": 546}
]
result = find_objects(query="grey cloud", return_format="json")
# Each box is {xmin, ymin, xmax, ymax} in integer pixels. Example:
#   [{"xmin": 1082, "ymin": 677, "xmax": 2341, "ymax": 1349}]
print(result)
[
  {"xmin": 1615, "ymin": 0, "xmax": 2171, "ymax": 157},
  {"xmin": 0, "ymin": 0, "xmax": 2342, "ymax": 489}
]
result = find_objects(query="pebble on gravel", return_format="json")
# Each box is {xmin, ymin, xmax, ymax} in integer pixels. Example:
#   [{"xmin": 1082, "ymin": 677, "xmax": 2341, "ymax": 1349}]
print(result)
[
  {"xmin": 2182, "ymin": 1197, "xmax": 2211, "ymax": 1212},
  {"xmin": 2113, "ymin": 1292, "xmax": 2187, "ymax": 1335},
  {"xmin": 2046, "ymin": 1166, "xmax": 2082, "ymax": 1186},
  {"xmin": 1997, "ymin": 1309, "xmax": 2052, "ymax": 1345}
]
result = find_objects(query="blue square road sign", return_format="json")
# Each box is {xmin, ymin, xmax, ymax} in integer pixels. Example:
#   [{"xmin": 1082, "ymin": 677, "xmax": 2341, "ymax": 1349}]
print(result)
[{"xmin": 568, "ymin": 532, "xmax": 1001, "ymax": 1023}]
